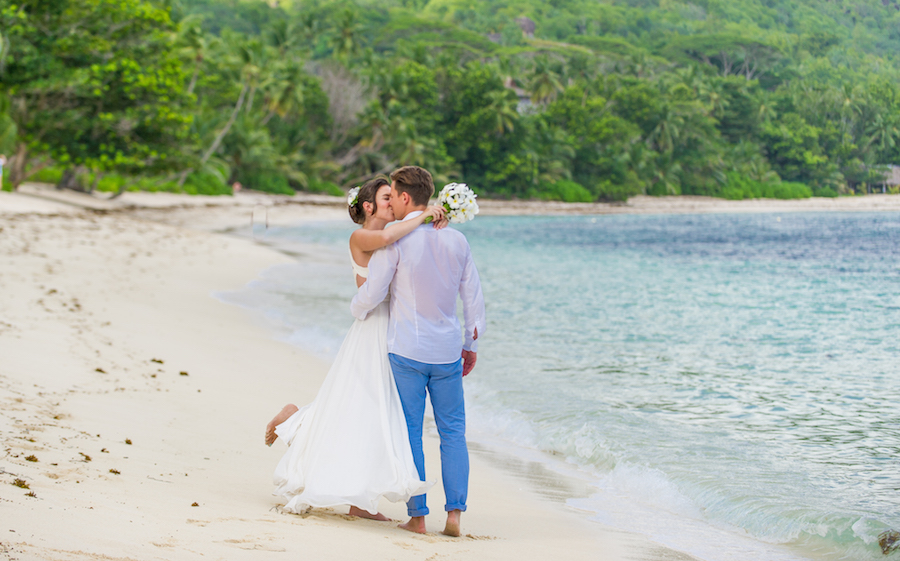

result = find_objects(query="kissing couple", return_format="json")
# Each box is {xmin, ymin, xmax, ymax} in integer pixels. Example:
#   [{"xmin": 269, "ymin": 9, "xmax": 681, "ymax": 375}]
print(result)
[{"xmin": 265, "ymin": 165, "xmax": 486, "ymax": 536}]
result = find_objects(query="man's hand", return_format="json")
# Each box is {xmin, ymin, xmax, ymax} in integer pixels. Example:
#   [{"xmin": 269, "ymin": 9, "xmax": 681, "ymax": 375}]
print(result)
[{"xmin": 461, "ymin": 350, "xmax": 477, "ymax": 377}]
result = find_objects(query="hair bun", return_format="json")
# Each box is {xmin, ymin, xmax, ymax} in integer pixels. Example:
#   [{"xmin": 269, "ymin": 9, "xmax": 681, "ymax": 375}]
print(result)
[{"xmin": 348, "ymin": 176, "xmax": 390, "ymax": 225}]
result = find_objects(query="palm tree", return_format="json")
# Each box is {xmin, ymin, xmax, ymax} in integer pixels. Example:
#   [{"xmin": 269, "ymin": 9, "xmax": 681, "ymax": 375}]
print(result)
[
  {"xmin": 675, "ymin": 65, "xmax": 707, "ymax": 97},
  {"xmin": 755, "ymin": 90, "xmax": 778, "ymax": 124},
  {"xmin": 650, "ymin": 153, "xmax": 683, "ymax": 195},
  {"xmin": 331, "ymin": 9, "xmax": 362, "ymax": 61},
  {"xmin": 175, "ymin": 15, "xmax": 209, "ymax": 96},
  {"xmin": 230, "ymin": 36, "xmax": 268, "ymax": 113},
  {"xmin": 179, "ymin": 35, "xmax": 269, "ymax": 186},
  {"xmin": 565, "ymin": 53, "xmax": 596, "ymax": 85},
  {"xmin": 527, "ymin": 55, "xmax": 564, "ymax": 105},
  {"xmin": 261, "ymin": 61, "xmax": 305, "ymax": 125},
  {"xmin": 484, "ymin": 89, "xmax": 518, "ymax": 135},
  {"xmin": 536, "ymin": 127, "xmax": 575, "ymax": 184},
  {"xmin": 297, "ymin": 11, "xmax": 321, "ymax": 48},
  {"xmin": 647, "ymin": 104, "xmax": 685, "ymax": 154},
  {"xmin": 391, "ymin": 118, "xmax": 430, "ymax": 167},
  {"xmin": 702, "ymin": 80, "xmax": 730, "ymax": 119},
  {"xmin": 266, "ymin": 19, "xmax": 299, "ymax": 56},
  {"xmin": 627, "ymin": 53, "xmax": 652, "ymax": 79},
  {"xmin": 496, "ymin": 57, "xmax": 521, "ymax": 89},
  {"xmin": 838, "ymin": 83, "xmax": 864, "ymax": 137},
  {"xmin": 865, "ymin": 112, "xmax": 900, "ymax": 153}
]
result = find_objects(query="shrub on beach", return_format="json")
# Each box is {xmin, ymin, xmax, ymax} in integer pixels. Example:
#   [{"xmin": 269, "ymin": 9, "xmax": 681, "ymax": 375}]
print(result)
[
  {"xmin": 538, "ymin": 179, "xmax": 594, "ymax": 203},
  {"xmin": 92, "ymin": 171, "xmax": 231, "ymax": 196},
  {"xmin": 813, "ymin": 186, "xmax": 839, "ymax": 197},
  {"xmin": 182, "ymin": 172, "xmax": 233, "ymax": 196},
  {"xmin": 719, "ymin": 173, "xmax": 812, "ymax": 200},
  {"xmin": 307, "ymin": 178, "xmax": 344, "ymax": 197},
  {"xmin": 595, "ymin": 179, "xmax": 644, "ymax": 202},
  {"xmin": 236, "ymin": 171, "xmax": 293, "ymax": 195},
  {"xmin": 30, "ymin": 167, "xmax": 64, "ymax": 185}
]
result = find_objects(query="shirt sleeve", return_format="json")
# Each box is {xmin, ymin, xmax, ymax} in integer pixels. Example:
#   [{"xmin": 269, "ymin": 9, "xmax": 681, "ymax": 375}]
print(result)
[
  {"xmin": 459, "ymin": 242, "xmax": 486, "ymax": 352},
  {"xmin": 350, "ymin": 243, "xmax": 398, "ymax": 320}
]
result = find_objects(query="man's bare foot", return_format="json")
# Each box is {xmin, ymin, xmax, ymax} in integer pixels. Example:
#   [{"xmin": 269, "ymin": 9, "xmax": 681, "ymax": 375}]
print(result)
[
  {"xmin": 348, "ymin": 506, "xmax": 391, "ymax": 521},
  {"xmin": 399, "ymin": 516, "xmax": 427, "ymax": 534},
  {"xmin": 442, "ymin": 509, "xmax": 461, "ymax": 537},
  {"xmin": 265, "ymin": 404, "xmax": 298, "ymax": 446}
]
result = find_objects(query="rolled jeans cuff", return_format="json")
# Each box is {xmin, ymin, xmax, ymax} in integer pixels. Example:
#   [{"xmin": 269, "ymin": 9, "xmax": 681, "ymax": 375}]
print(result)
[{"xmin": 445, "ymin": 503, "xmax": 467, "ymax": 512}]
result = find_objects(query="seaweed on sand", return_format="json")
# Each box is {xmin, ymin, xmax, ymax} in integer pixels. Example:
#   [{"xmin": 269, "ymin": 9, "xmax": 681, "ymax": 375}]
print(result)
[{"xmin": 879, "ymin": 530, "xmax": 900, "ymax": 555}]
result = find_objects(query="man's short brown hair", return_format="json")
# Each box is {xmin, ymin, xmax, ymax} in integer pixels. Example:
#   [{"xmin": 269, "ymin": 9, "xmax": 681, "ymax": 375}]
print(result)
[{"xmin": 390, "ymin": 166, "xmax": 434, "ymax": 206}]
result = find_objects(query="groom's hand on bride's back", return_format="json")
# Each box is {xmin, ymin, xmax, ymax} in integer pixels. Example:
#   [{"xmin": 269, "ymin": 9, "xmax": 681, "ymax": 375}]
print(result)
[{"xmin": 461, "ymin": 350, "xmax": 477, "ymax": 377}]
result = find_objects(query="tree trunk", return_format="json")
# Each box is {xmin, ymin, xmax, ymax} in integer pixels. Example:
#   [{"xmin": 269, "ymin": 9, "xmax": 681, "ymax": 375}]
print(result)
[
  {"xmin": 178, "ymin": 82, "xmax": 249, "ymax": 189},
  {"xmin": 109, "ymin": 179, "xmax": 136, "ymax": 199},
  {"xmin": 246, "ymin": 84, "xmax": 257, "ymax": 114},
  {"xmin": 201, "ymin": 83, "xmax": 248, "ymax": 165},
  {"xmin": 187, "ymin": 65, "xmax": 200, "ymax": 96},
  {"xmin": 175, "ymin": 168, "xmax": 193, "ymax": 188},
  {"xmin": 57, "ymin": 166, "xmax": 89, "ymax": 191},
  {"xmin": 719, "ymin": 51, "xmax": 732, "ymax": 76},
  {"xmin": 10, "ymin": 142, "xmax": 27, "ymax": 190},
  {"xmin": 89, "ymin": 171, "xmax": 101, "ymax": 194},
  {"xmin": 8, "ymin": 142, "xmax": 54, "ymax": 190}
]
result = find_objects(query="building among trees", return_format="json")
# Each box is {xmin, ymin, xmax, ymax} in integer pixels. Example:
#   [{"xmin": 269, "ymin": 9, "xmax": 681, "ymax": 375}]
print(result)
[{"xmin": 879, "ymin": 165, "xmax": 900, "ymax": 193}]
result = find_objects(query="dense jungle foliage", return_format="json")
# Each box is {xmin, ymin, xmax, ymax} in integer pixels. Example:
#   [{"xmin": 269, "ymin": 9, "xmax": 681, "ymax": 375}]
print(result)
[{"xmin": 3, "ymin": 0, "xmax": 900, "ymax": 200}]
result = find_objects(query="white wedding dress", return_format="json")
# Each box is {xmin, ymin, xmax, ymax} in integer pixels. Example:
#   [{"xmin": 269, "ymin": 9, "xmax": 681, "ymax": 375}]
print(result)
[{"xmin": 272, "ymin": 254, "xmax": 431, "ymax": 515}]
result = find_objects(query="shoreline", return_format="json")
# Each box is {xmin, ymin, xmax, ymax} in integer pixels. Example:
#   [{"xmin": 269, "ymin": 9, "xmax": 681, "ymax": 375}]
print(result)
[
  {"xmin": 9, "ymin": 182, "xmax": 900, "ymax": 230},
  {"xmin": 0, "ymin": 189, "xmax": 700, "ymax": 561}
]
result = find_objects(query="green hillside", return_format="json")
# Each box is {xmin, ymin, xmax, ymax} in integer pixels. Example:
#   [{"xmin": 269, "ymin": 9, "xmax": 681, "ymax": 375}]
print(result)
[{"xmin": 3, "ymin": 0, "xmax": 900, "ymax": 200}]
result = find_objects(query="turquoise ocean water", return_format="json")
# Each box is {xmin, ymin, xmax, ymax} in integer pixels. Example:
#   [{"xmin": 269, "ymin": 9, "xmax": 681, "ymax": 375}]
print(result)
[{"xmin": 219, "ymin": 213, "xmax": 900, "ymax": 561}]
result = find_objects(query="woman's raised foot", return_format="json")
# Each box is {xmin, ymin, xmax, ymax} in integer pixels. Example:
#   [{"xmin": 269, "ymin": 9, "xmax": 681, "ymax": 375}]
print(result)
[{"xmin": 265, "ymin": 404, "xmax": 298, "ymax": 446}]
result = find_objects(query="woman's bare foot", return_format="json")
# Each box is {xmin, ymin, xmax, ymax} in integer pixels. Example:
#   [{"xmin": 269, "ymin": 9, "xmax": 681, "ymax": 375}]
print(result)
[
  {"xmin": 265, "ymin": 404, "xmax": 298, "ymax": 446},
  {"xmin": 442, "ymin": 509, "xmax": 461, "ymax": 537},
  {"xmin": 348, "ymin": 506, "xmax": 391, "ymax": 521},
  {"xmin": 399, "ymin": 516, "xmax": 427, "ymax": 534}
]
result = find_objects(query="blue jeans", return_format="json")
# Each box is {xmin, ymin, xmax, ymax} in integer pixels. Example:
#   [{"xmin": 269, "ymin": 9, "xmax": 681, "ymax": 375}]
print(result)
[{"xmin": 389, "ymin": 353, "xmax": 468, "ymax": 517}]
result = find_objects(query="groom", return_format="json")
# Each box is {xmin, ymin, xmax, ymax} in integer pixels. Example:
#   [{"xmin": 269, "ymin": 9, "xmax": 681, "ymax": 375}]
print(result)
[{"xmin": 350, "ymin": 165, "xmax": 486, "ymax": 536}]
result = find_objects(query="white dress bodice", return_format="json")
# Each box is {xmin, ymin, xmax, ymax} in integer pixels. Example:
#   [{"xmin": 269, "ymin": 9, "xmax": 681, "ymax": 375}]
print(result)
[{"xmin": 349, "ymin": 248, "xmax": 368, "ymax": 279}]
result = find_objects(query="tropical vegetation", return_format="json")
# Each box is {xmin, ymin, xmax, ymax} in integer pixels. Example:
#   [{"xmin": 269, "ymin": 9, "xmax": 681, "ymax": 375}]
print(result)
[{"xmin": 3, "ymin": 0, "xmax": 900, "ymax": 201}]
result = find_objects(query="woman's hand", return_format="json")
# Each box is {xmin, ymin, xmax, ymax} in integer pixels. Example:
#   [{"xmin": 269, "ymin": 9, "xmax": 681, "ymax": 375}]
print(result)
[{"xmin": 424, "ymin": 205, "xmax": 449, "ymax": 230}]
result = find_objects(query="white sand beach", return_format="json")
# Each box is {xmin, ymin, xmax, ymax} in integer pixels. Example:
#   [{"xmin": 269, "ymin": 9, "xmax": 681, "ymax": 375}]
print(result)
[
  {"xmin": 0, "ymin": 187, "xmax": 695, "ymax": 561},
  {"xmin": 2, "ymin": 186, "xmax": 897, "ymax": 560}
]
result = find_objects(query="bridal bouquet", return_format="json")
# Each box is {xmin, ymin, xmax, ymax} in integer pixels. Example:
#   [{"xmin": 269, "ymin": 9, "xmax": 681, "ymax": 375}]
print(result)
[{"xmin": 434, "ymin": 183, "xmax": 479, "ymax": 224}]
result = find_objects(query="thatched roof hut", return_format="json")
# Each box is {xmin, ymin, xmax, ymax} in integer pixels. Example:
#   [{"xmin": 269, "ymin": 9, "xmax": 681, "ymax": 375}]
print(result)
[{"xmin": 883, "ymin": 165, "xmax": 900, "ymax": 187}]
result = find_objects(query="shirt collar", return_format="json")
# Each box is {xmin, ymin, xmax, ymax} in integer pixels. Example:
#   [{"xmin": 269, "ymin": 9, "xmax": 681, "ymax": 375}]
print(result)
[{"xmin": 402, "ymin": 210, "xmax": 424, "ymax": 222}]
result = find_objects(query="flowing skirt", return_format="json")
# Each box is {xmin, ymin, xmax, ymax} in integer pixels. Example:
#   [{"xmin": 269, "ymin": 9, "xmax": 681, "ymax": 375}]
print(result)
[{"xmin": 273, "ymin": 300, "xmax": 431, "ymax": 514}]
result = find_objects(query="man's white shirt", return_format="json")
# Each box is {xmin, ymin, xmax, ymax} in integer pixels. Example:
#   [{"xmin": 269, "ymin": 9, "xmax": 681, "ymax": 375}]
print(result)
[{"xmin": 350, "ymin": 211, "xmax": 486, "ymax": 364}]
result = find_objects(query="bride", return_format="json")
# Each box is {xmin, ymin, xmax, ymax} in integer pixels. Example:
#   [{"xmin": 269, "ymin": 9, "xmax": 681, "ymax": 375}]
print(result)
[{"xmin": 264, "ymin": 175, "xmax": 447, "ymax": 520}]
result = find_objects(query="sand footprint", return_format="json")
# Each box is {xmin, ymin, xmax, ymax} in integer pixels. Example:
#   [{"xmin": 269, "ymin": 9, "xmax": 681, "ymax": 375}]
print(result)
[{"xmin": 220, "ymin": 537, "xmax": 286, "ymax": 552}]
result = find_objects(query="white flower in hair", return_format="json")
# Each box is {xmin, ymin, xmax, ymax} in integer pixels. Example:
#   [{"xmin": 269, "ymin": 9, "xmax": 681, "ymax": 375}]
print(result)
[{"xmin": 347, "ymin": 186, "xmax": 360, "ymax": 207}]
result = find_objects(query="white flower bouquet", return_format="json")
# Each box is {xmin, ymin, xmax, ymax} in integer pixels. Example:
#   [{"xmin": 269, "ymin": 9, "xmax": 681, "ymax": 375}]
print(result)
[{"xmin": 434, "ymin": 183, "xmax": 479, "ymax": 224}]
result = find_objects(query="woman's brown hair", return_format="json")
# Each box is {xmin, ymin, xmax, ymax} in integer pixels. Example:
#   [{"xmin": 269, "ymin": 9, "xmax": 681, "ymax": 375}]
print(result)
[{"xmin": 348, "ymin": 176, "xmax": 390, "ymax": 224}]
